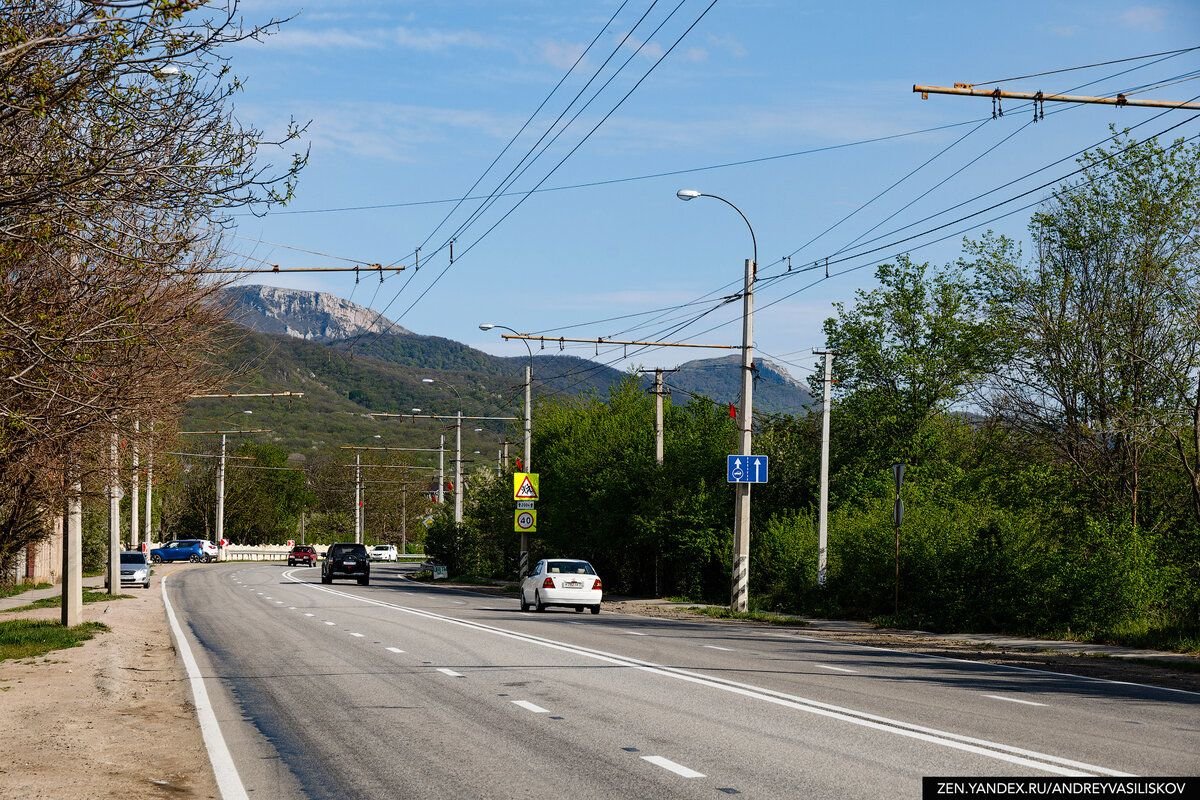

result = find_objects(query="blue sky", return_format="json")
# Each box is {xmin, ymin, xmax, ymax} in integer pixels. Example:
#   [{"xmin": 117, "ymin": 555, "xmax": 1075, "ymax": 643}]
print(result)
[{"xmin": 227, "ymin": 0, "xmax": 1200, "ymax": 379}]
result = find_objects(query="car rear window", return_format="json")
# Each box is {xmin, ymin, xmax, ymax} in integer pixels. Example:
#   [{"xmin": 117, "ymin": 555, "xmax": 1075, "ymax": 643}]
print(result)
[
  {"xmin": 120, "ymin": 553, "xmax": 147, "ymax": 564},
  {"xmin": 546, "ymin": 561, "xmax": 595, "ymax": 575},
  {"xmin": 330, "ymin": 544, "xmax": 368, "ymax": 557}
]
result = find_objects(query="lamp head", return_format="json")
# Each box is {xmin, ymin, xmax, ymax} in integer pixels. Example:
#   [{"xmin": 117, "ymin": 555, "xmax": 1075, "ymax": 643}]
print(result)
[
  {"xmin": 421, "ymin": 378, "xmax": 434, "ymax": 384},
  {"xmin": 676, "ymin": 189, "xmax": 702, "ymax": 201},
  {"xmin": 478, "ymin": 323, "xmax": 496, "ymax": 331}
]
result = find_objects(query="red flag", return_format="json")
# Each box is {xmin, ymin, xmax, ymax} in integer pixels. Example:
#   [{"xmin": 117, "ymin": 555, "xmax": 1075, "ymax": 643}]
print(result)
[
  {"xmin": 515, "ymin": 457, "xmax": 523, "ymax": 471},
  {"xmin": 728, "ymin": 403, "xmax": 737, "ymax": 419}
]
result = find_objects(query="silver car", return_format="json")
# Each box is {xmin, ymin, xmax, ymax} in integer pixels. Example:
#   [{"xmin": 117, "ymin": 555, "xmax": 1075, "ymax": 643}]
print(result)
[{"xmin": 120, "ymin": 551, "xmax": 151, "ymax": 589}]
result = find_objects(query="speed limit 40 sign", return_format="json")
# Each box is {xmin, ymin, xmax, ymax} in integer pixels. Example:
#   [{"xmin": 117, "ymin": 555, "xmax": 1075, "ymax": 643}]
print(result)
[{"xmin": 514, "ymin": 509, "xmax": 537, "ymax": 532}]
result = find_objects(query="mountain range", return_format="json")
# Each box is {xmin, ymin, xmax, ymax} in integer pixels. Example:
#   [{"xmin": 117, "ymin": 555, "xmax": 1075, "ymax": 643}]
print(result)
[{"xmin": 192, "ymin": 286, "xmax": 813, "ymax": 452}]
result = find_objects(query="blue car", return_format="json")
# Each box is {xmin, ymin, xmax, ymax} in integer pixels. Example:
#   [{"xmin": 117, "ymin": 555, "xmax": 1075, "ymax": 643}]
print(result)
[{"xmin": 150, "ymin": 540, "xmax": 215, "ymax": 563}]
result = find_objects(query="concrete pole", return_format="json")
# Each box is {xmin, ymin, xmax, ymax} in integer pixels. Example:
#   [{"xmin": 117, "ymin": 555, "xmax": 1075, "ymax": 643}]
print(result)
[
  {"xmin": 454, "ymin": 411, "xmax": 463, "ymax": 525},
  {"xmin": 354, "ymin": 451, "xmax": 362, "ymax": 544},
  {"xmin": 144, "ymin": 444, "xmax": 154, "ymax": 547},
  {"xmin": 215, "ymin": 434, "xmax": 226, "ymax": 545},
  {"xmin": 437, "ymin": 435, "xmax": 445, "ymax": 505},
  {"xmin": 731, "ymin": 257, "xmax": 755, "ymax": 612},
  {"xmin": 108, "ymin": 431, "xmax": 121, "ymax": 594},
  {"xmin": 401, "ymin": 490, "xmax": 407, "ymax": 555},
  {"xmin": 520, "ymin": 365, "xmax": 532, "ymax": 578},
  {"xmin": 130, "ymin": 419, "xmax": 140, "ymax": 550},
  {"xmin": 62, "ymin": 476, "xmax": 83, "ymax": 626},
  {"xmin": 654, "ymin": 368, "xmax": 664, "ymax": 466},
  {"xmin": 817, "ymin": 350, "xmax": 834, "ymax": 587}
]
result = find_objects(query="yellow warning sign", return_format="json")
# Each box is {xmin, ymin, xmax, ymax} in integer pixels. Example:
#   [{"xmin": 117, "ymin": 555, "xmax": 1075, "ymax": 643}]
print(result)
[
  {"xmin": 513, "ymin": 472, "xmax": 539, "ymax": 501},
  {"xmin": 514, "ymin": 509, "xmax": 537, "ymax": 532}
]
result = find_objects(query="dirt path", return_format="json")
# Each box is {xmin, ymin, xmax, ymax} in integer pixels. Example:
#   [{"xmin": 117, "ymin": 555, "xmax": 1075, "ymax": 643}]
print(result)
[{"xmin": 0, "ymin": 565, "xmax": 218, "ymax": 800}]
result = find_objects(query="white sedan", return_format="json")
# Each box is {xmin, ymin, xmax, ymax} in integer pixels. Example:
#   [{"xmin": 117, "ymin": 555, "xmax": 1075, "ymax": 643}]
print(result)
[
  {"xmin": 520, "ymin": 559, "xmax": 602, "ymax": 614},
  {"xmin": 369, "ymin": 544, "xmax": 398, "ymax": 561}
]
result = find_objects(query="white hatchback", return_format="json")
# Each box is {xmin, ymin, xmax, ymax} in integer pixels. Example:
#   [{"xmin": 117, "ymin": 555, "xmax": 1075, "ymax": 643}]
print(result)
[
  {"xmin": 520, "ymin": 559, "xmax": 602, "ymax": 614},
  {"xmin": 369, "ymin": 544, "xmax": 398, "ymax": 561}
]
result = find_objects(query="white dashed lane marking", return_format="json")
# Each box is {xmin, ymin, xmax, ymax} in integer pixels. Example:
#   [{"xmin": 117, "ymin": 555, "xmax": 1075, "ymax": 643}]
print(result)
[
  {"xmin": 641, "ymin": 756, "xmax": 705, "ymax": 779},
  {"xmin": 512, "ymin": 700, "xmax": 549, "ymax": 713},
  {"xmin": 385, "ymin": 647, "xmax": 405, "ymax": 654},
  {"xmin": 436, "ymin": 668, "xmax": 464, "ymax": 678},
  {"xmin": 349, "ymin": 632, "xmax": 364, "ymax": 638},
  {"xmin": 703, "ymin": 645, "xmax": 735, "ymax": 652},
  {"xmin": 304, "ymin": 613, "xmax": 314, "ymax": 617},
  {"xmin": 984, "ymin": 694, "xmax": 1048, "ymax": 707},
  {"xmin": 815, "ymin": 664, "xmax": 857, "ymax": 673},
  {"xmin": 324, "ymin": 621, "xmax": 336, "ymax": 626}
]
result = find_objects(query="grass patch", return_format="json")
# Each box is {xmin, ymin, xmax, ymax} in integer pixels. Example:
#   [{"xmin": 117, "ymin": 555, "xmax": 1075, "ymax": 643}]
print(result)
[
  {"xmin": 684, "ymin": 606, "xmax": 808, "ymax": 626},
  {"xmin": 6, "ymin": 589, "xmax": 134, "ymax": 613},
  {"xmin": 0, "ymin": 582, "xmax": 51, "ymax": 600},
  {"xmin": 0, "ymin": 619, "xmax": 109, "ymax": 661}
]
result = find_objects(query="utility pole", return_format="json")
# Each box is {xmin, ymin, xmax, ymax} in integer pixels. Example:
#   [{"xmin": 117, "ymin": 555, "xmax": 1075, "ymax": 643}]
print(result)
[
  {"xmin": 521, "ymin": 364, "xmax": 531, "ymax": 577},
  {"xmin": 216, "ymin": 434, "xmax": 226, "ymax": 546},
  {"xmin": 815, "ymin": 350, "xmax": 836, "ymax": 587},
  {"xmin": 437, "ymin": 434, "xmax": 445, "ymax": 505},
  {"xmin": 892, "ymin": 462, "xmax": 906, "ymax": 618},
  {"xmin": 144, "ymin": 421, "xmax": 154, "ymax": 547},
  {"xmin": 62, "ymin": 475, "xmax": 82, "ymax": 626},
  {"xmin": 401, "ymin": 489, "xmax": 407, "ymax": 555},
  {"xmin": 108, "ymin": 431, "xmax": 120, "ymax": 594},
  {"xmin": 638, "ymin": 368, "xmax": 679, "ymax": 466},
  {"xmin": 130, "ymin": 419, "xmax": 140, "ymax": 550},
  {"xmin": 732, "ymin": 257, "xmax": 756, "ymax": 612},
  {"xmin": 354, "ymin": 451, "xmax": 362, "ymax": 544},
  {"xmin": 454, "ymin": 410, "xmax": 464, "ymax": 525}
]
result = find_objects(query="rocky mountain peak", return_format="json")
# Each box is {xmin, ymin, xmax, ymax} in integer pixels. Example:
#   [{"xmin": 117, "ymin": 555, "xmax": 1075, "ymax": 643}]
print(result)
[{"xmin": 220, "ymin": 284, "xmax": 411, "ymax": 341}]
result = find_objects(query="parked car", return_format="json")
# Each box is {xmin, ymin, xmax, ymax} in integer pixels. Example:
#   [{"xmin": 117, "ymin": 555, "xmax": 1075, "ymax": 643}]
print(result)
[
  {"xmin": 520, "ymin": 559, "xmax": 602, "ymax": 614},
  {"xmin": 288, "ymin": 545, "xmax": 318, "ymax": 567},
  {"xmin": 150, "ymin": 540, "xmax": 213, "ymax": 563},
  {"xmin": 369, "ymin": 544, "xmax": 398, "ymax": 561},
  {"xmin": 119, "ymin": 551, "xmax": 151, "ymax": 588},
  {"xmin": 322, "ymin": 542, "xmax": 370, "ymax": 585}
]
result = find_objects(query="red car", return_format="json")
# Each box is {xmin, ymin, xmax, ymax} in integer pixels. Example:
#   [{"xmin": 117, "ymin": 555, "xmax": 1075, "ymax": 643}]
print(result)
[{"xmin": 287, "ymin": 545, "xmax": 318, "ymax": 567}]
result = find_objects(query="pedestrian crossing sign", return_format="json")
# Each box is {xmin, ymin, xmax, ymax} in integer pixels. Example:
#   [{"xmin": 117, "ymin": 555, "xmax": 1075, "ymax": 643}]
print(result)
[{"xmin": 513, "ymin": 472, "xmax": 539, "ymax": 501}]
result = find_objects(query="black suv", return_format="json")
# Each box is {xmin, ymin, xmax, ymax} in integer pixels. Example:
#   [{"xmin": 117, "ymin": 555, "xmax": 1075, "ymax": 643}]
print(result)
[{"xmin": 322, "ymin": 542, "xmax": 370, "ymax": 585}]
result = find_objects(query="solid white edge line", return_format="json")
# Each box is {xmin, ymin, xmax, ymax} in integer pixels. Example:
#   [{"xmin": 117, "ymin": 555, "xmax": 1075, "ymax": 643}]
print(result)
[
  {"xmin": 512, "ymin": 700, "xmax": 550, "ymax": 713},
  {"xmin": 641, "ymin": 755, "xmax": 706, "ymax": 778},
  {"xmin": 703, "ymin": 645, "xmax": 735, "ymax": 652},
  {"xmin": 285, "ymin": 575, "xmax": 1131, "ymax": 778},
  {"xmin": 161, "ymin": 575, "xmax": 249, "ymax": 800},
  {"xmin": 984, "ymin": 694, "xmax": 1048, "ymax": 707}
]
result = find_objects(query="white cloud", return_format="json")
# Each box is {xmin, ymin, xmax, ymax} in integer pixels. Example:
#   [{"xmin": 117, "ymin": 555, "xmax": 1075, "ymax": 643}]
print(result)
[
  {"xmin": 1118, "ymin": 5, "xmax": 1167, "ymax": 31},
  {"xmin": 682, "ymin": 47, "xmax": 708, "ymax": 63},
  {"xmin": 540, "ymin": 40, "xmax": 587, "ymax": 71},
  {"xmin": 260, "ymin": 24, "xmax": 491, "ymax": 52}
]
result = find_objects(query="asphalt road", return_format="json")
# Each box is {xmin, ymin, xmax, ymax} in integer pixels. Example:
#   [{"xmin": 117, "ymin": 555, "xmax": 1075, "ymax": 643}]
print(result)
[{"xmin": 166, "ymin": 562, "xmax": 1200, "ymax": 799}]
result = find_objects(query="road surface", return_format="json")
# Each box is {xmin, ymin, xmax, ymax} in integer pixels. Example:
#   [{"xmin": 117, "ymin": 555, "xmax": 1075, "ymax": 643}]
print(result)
[{"xmin": 165, "ymin": 562, "xmax": 1199, "ymax": 799}]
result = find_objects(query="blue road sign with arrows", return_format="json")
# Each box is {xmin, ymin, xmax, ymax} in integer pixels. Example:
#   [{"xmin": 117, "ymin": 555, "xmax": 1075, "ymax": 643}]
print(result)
[{"xmin": 727, "ymin": 454, "xmax": 769, "ymax": 484}]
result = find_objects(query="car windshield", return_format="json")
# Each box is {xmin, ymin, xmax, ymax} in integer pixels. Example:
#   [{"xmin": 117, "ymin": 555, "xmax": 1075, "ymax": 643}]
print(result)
[
  {"xmin": 546, "ymin": 560, "xmax": 595, "ymax": 575},
  {"xmin": 120, "ymin": 553, "xmax": 147, "ymax": 564}
]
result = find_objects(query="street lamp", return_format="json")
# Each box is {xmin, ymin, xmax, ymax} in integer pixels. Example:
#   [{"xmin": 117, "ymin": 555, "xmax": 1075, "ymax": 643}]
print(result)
[
  {"xmin": 480, "ymin": 322, "xmax": 535, "ymax": 578},
  {"xmin": 677, "ymin": 188, "xmax": 757, "ymax": 612}
]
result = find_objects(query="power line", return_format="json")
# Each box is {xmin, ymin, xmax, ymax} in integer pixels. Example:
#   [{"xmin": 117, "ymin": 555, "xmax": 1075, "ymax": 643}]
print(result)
[{"xmin": 973, "ymin": 45, "xmax": 1200, "ymax": 86}]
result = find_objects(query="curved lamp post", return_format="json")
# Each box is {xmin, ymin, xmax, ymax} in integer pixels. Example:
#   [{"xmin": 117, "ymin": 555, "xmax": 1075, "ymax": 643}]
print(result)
[
  {"xmin": 479, "ymin": 322, "xmax": 534, "ymax": 578},
  {"xmin": 677, "ymin": 189, "xmax": 757, "ymax": 612}
]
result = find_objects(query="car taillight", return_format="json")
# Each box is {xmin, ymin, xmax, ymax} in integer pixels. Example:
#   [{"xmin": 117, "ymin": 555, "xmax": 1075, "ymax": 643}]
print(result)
[
  {"xmin": 542, "ymin": 577, "xmax": 554, "ymax": 589},
  {"xmin": 592, "ymin": 579, "xmax": 602, "ymax": 591}
]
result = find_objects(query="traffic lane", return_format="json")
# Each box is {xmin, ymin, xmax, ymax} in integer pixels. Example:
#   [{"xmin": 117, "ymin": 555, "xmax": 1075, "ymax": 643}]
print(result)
[
  {"xmin": 278, "ymin": 577, "xmax": 1132, "ymax": 795},
  {"xmin": 176, "ymin": 564, "xmax": 726, "ymax": 800},
  {"xmin": 378, "ymin": 584, "xmax": 1198, "ymax": 776}
]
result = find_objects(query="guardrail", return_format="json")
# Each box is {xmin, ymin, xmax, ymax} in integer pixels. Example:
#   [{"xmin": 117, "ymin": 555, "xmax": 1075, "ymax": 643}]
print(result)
[{"xmin": 218, "ymin": 549, "xmax": 429, "ymax": 562}]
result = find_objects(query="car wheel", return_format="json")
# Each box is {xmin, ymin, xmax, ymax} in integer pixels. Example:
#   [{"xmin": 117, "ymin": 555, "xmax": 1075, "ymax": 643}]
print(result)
[
  {"xmin": 321, "ymin": 573, "xmax": 331, "ymax": 584},
  {"xmin": 150, "ymin": 554, "xmax": 162, "ymax": 563},
  {"xmin": 358, "ymin": 576, "xmax": 369, "ymax": 586},
  {"xmin": 535, "ymin": 591, "xmax": 546, "ymax": 613},
  {"xmin": 519, "ymin": 591, "xmax": 529, "ymax": 612},
  {"xmin": 590, "ymin": 604, "xmax": 601, "ymax": 615},
  {"xmin": 188, "ymin": 554, "xmax": 200, "ymax": 563}
]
